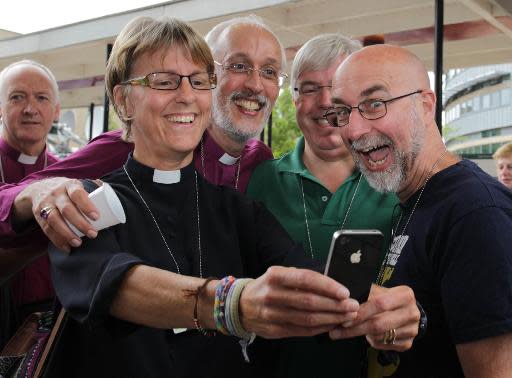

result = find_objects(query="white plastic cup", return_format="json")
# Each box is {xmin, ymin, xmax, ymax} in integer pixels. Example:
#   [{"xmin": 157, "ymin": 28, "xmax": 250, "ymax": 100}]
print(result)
[{"xmin": 68, "ymin": 182, "xmax": 126, "ymax": 237}]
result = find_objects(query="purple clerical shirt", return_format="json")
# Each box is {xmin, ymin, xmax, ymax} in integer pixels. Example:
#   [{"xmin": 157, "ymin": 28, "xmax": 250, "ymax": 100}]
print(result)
[
  {"xmin": 0, "ymin": 128, "xmax": 272, "ymax": 238},
  {"xmin": 0, "ymin": 137, "xmax": 59, "ymax": 306}
]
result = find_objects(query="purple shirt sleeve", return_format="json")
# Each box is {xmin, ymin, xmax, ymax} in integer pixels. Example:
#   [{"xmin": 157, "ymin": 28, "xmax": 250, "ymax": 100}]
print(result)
[{"xmin": 0, "ymin": 130, "xmax": 134, "ymax": 236}]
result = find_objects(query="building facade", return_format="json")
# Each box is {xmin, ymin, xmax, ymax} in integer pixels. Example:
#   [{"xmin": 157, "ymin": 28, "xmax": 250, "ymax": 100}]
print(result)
[{"xmin": 443, "ymin": 64, "xmax": 512, "ymax": 159}]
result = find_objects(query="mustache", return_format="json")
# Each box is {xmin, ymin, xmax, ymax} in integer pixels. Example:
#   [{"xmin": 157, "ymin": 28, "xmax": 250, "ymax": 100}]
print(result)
[
  {"xmin": 230, "ymin": 91, "xmax": 268, "ymax": 107},
  {"xmin": 351, "ymin": 133, "xmax": 393, "ymax": 151}
]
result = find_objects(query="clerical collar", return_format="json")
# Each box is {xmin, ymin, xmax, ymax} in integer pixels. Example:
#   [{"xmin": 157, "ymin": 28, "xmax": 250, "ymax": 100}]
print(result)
[
  {"xmin": 124, "ymin": 154, "xmax": 194, "ymax": 185},
  {"xmin": 153, "ymin": 169, "xmax": 180, "ymax": 184},
  {"xmin": 18, "ymin": 153, "xmax": 38, "ymax": 165},
  {"xmin": 0, "ymin": 137, "xmax": 43, "ymax": 164},
  {"xmin": 219, "ymin": 153, "xmax": 240, "ymax": 166}
]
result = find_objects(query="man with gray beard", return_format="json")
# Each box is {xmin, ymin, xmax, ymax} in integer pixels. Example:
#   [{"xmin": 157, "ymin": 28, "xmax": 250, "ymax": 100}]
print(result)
[
  {"xmin": 1, "ymin": 15, "xmax": 285, "ymax": 252},
  {"xmin": 328, "ymin": 44, "xmax": 512, "ymax": 377}
]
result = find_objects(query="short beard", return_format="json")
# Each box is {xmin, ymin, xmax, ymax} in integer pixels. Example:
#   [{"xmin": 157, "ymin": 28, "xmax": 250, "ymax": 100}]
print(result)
[
  {"xmin": 351, "ymin": 107, "xmax": 425, "ymax": 193},
  {"xmin": 212, "ymin": 90, "xmax": 271, "ymax": 144},
  {"xmin": 351, "ymin": 134, "xmax": 406, "ymax": 193}
]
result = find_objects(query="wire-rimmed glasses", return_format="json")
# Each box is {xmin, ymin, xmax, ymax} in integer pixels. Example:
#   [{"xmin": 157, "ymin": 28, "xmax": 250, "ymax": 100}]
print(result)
[
  {"xmin": 215, "ymin": 61, "xmax": 288, "ymax": 87},
  {"xmin": 323, "ymin": 90, "xmax": 422, "ymax": 127}
]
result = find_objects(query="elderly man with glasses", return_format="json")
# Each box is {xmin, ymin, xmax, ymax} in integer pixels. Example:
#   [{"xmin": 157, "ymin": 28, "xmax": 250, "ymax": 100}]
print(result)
[
  {"xmin": 0, "ymin": 15, "xmax": 286, "ymax": 253},
  {"xmin": 330, "ymin": 44, "xmax": 512, "ymax": 377},
  {"xmin": 247, "ymin": 34, "xmax": 420, "ymax": 378}
]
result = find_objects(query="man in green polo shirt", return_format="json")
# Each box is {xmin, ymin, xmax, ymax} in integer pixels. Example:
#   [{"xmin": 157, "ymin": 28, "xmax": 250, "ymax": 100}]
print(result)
[{"xmin": 247, "ymin": 34, "xmax": 399, "ymax": 378}]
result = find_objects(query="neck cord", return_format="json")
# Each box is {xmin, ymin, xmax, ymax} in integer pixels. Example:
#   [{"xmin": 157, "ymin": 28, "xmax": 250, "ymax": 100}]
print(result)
[
  {"xmin": 375, "ymin": 149, "xmax": 448, "ymax": 285},
  {"xmin": 300, "ymin": 173, "xmax": 362, "ymax": 259},
  {"xmin": 123, "ymin": 165, "xmax": 203, "ymax": 277},
  {"xmin": 0, "ymin": 149, "xmax": 48, "ymax": 183},
  {"xmin": 200, "ymin": 137, "xmax": 242, "ymax": 190}
]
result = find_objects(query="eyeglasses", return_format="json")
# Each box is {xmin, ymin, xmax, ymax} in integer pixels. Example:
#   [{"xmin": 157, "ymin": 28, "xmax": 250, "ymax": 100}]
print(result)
[
  {"xmin": 215, "ymin": 61, "xmax": 288, "ymax": 87},
  {"xmin": 293, "ymin": 83, "xmax": 332, "ymax": 96},
  {"xmin": 121, "ymin": 71, "xmax": 217, "ymax": 91},
  {"xmin": 323, "ymin": 90, "xmax": 422, "ymax": 127}
]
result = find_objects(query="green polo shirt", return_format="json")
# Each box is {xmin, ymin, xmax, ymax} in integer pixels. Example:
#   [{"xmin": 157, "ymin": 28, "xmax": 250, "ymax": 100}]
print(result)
[
  {"xmin": 247, "ymin": 136, "xmax": 399, "ymax": 378},
  {"xmin": 247, "ymin": 136, "xmax": 398, "ymax": 262}
]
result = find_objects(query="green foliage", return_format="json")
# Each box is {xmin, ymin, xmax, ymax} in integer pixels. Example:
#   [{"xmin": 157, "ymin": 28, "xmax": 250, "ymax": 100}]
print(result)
[{"xmin": 270, "ymin": 88, "xmax": 302, "ymax": 157}]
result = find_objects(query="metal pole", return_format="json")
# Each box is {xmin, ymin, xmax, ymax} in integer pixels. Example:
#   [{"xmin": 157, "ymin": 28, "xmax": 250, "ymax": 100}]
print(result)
[
  {"xmin": 103, "ymin": 43, "xmax": 113, "ymax": 133},
  {"xmin": 435, "ymin": 0, "xmax": 444, "ymax": 134},
  {"xmin": 88, "ymin": 103, "xmax": 95, "ymax": 141}
]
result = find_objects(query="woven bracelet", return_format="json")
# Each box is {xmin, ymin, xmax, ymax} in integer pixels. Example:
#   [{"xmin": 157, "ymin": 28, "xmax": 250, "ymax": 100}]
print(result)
[
  {"xmin": 183, "ymin": 277, "xmax": 216, "ymax": 336},
  {"xmin": 213, "ymin": 276, "xmax": 235, "ymax": 335}
]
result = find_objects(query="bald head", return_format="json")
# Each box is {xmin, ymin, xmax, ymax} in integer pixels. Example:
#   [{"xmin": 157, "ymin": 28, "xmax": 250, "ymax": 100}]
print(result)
[{"xmin": 333, "ymin": 44, "xmax": 430, "ymax": 101}]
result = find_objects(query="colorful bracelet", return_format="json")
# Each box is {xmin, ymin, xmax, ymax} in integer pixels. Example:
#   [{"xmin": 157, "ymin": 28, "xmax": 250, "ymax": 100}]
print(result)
[{"xmin": 213, "ymin": 276, "xmax": 235, "ymax": 335}]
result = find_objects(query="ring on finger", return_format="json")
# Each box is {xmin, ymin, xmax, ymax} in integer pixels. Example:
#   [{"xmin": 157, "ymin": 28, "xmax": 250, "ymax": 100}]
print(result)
[
  {"xmin": 40, "ymin": 206, "xmax": 56, "ymax": 220},
  {"xmin": 383, "ymin": 328, "xmax": 396, "ymax": 345}
]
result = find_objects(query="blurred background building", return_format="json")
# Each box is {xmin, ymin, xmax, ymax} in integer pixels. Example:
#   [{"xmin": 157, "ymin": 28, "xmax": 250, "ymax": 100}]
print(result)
[{"xmin": 443, "ymin": 64, "xmax": 512, "ymax": 174}]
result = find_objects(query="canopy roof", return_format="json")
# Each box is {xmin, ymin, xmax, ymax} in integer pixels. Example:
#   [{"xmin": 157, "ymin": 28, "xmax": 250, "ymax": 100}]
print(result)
[{"xmin": 1, "ymin": 0, "xmax": 510, "ymax": 108}]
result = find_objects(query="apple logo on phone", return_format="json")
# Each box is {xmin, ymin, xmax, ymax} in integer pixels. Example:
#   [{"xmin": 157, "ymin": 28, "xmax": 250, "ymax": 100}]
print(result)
[{"xmin": 350, "ymin": 250, "xmax": 362, "ymax": 264}]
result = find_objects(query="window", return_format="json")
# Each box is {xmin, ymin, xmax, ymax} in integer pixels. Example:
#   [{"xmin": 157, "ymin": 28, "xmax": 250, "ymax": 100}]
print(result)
[
  {"xmin": 491, "ymin": 91, "xmax": 500, "ymax": 107},
  {"xmin": 473, "ymin": 96, "xmax": 480, "ymax": 111},
  {"xmin": 502, "ymin": 88, "xmax": 511, "ymax": 106},
  {"xmin": 483, "ymin": 94, "xmax": 490, "ymax": 109}
]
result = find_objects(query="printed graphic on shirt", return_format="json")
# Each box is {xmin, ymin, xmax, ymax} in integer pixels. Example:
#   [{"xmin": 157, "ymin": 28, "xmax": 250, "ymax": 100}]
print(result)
[{"xmin": 368, "ymin": 233, "xmax": 409, "ymax": 378}]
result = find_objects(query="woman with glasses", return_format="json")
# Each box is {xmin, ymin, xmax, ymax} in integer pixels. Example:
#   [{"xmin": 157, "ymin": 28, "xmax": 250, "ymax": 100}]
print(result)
[{"xmin": 47, "ymin": 16, "xmax": 358, "ymax": 378}]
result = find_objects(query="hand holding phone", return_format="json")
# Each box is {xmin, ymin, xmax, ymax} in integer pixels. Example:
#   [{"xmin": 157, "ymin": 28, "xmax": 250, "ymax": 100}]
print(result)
[{"xmin": 324, "ymin": 229, "xmax": 383, "ymax": 302}]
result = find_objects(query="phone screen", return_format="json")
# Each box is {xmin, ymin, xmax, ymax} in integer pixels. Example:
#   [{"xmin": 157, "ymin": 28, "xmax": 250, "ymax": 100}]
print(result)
[{"xmin": 324, "ymin": 230, "xmax": 383, "ymax": 302}]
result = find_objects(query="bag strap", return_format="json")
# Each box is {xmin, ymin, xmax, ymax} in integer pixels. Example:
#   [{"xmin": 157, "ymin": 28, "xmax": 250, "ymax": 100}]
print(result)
[{"xmin": 33, "ymin": 308, "xmax": 66, "ymax": 378}]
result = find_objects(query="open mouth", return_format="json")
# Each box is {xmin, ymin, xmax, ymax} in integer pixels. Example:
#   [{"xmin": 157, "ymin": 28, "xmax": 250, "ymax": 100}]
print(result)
[{"xmin": 360, "ymin": 145, "xmax": 391, "ymax": 167}]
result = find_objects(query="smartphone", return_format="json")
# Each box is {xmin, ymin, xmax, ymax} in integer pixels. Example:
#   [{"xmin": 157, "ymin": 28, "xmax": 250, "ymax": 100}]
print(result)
[{"xmin": 324, "ymin": 229, "xmax": 384, "ymax": 302}]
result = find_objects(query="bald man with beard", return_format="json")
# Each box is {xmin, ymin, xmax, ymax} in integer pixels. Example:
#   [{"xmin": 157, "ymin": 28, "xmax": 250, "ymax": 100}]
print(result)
[{"xmin": 327, "ymin": 44, "xmax": 512, "ymax": 377}]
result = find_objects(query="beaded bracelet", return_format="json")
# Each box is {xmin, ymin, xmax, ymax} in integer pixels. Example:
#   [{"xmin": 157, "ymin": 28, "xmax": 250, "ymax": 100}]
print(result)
[
  {"xmin": 183, "ymin": 277, "xmax": 216, "ymax": 336},
  {"xmin": 213, "ymin": 276, "xmax": 235, "ymax": 335}
]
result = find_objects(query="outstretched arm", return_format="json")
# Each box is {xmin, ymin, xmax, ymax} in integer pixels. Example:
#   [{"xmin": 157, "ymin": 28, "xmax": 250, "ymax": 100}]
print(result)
[{"xmin": 110, "ymin": 265, "xmax": 359, "ymax": 338}]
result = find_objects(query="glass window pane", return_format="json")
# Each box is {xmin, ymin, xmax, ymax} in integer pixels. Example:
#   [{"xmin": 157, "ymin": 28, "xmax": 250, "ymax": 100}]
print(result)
[
  {"xmin": 502, "ymin": 89, "xmax": 511, "ymax": 106},
  {"xmin": 483, "ymin": 94, "xmax": 490, "ymax": 109},
  {"xmin": 473, "ymin": 96, "xmax": 480, "ymax": 111},
  {"xmin": 491, "ymin": 91, "xmax": 500, "ymax": 107}
]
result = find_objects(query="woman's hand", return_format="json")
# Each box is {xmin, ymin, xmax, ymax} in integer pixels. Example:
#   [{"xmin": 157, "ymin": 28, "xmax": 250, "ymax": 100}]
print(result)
[
  {"xmin": 239, "ymin": 266, "xmax": 359, "ymax": 339},
  {"xmin": 14, "ymin": 177, "xmax": 100, "ymax": 252},
  {"xmin": 329, "ymin": 284, "xmax": 420, "ymax": 351}
]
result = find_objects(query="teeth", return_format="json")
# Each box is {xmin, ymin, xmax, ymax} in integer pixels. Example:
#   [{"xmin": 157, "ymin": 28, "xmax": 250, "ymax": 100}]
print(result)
[
  {"xmin": 317, "ymin": 118, "xmax": 329, "ymax": 125},
  {"xmin": 368, "ymin": 157, "xmax": 386, "ymax": 166},
  {"xmin": 234, "ymin": 99, "xmax": 260, "ymax": 111},
  {"xmin": 361, "ymin": 145, "xmax": 382, "ymax": 153},
  {"xmin": 167, "ymin": 115, "xmax": 195, "ymax": 123}
]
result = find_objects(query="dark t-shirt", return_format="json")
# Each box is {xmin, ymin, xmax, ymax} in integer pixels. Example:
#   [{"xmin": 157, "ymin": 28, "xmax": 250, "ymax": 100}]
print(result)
[
  {"xmin": 48, "ymin": 156, "xmax": 305, "ymax": 378},
  {"xmin": 379, "ymin": 160, "xmax": 512, "ymax": 377}
]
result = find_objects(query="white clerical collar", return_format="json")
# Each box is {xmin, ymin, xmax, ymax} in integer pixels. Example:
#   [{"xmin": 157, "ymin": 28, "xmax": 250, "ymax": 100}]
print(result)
[
  {"xmin": 18, "ymin": 153, "xmax": 38, "ymax": 165},
  {"xmin": 219, "ymin": 153, "xmax": 240, "ymax": 166},
  {"xmin": 153, "ymin": 169, "xmax": 181, "ymax": 184}
]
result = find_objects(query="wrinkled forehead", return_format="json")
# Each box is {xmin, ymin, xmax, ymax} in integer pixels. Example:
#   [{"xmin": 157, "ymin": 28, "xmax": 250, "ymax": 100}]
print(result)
[{"xmin": 332, "ymin": 58, "xmax": 406, "ymax": 104}]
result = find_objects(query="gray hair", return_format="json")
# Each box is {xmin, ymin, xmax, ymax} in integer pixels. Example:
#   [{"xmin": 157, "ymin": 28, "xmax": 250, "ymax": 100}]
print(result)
[
  {"xmin": 0, "ymin": 59, "xmax": 59, "ymax": 101},
  {"xmin": 290, "ymin": 34, "xmax": 361, "ymax": 99},
  {"xmin": 205, "ymin": 14, "xmax": 286, "ymax": 70}
]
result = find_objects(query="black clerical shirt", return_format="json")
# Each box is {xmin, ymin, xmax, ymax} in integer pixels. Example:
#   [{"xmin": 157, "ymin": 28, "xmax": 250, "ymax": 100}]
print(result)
[{"xmin": 48, "ymin": 155, "xmax": 305, "ymax": 378}]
